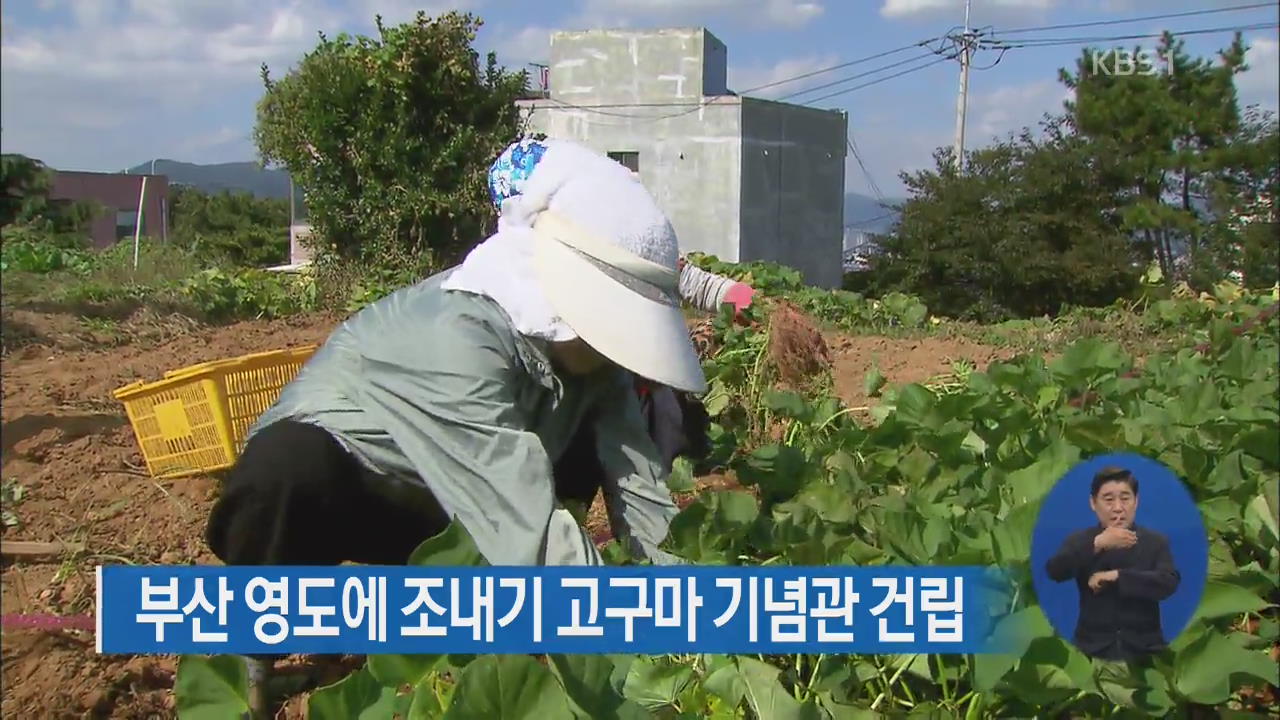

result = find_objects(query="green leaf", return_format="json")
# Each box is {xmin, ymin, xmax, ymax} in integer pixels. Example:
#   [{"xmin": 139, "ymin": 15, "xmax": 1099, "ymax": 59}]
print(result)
[
  {"xmin": 735, "ymin": 657, "xmax": 821, "ymax": 720},
  {"xmin": 444, "ymin": 655, "xmax": 572, "ymax": 720},
  {"xmin": 704, "ymin": 380, "xmax": 731, "ymax": 417},
  {"xmin": 1246, "ymin": 492, "xmax": 1279, "ymax": 544},
  {"xmin": 1005, "ymin": 441, "xmax": 1081, "ymax": 504},
  {"xmin": 367, "ymin": 654, "xmax": 442, "ymax": 688},
  {"xmin": 864, "ymin": 368, "xmax": 887, "ymax": 398},
  {"xmin": 896, "ymin": 445, "xmax": 935, "ymax": 480},
  {"xmin": 703, "ymin": 664, "xmax": 748, "ymax": 707},
  {"xmin": 667, "ymin": 455, "xmax": 696, "ymax": 492},
  {"xmin": 1237, "ymin": 426, "xmax": 1280, "ymax": 468},
  {"xmin": 174, "ymin": 655, "xmax": 250, "ymax": 720},
  {"xmin": 550, "ymin": 654, "xmax": 651, "ymax": 720},
  {"xmin": 622, "ymin": 658, "xmax": 694, "ymax": 711},
  {"xmin": 971, "ymin": 606, "xmax": 1055, "ymax": 691},
  {"xmin": 407, "ymin": 675, "xmax": 453, "ymax": 720},
  {"xmin": 1052, "ymin": 338, "xmax": 1129, "ymax": 382},
  {"xmin": 1062, "ymin": 416, "xmax": 1126, "ymax": 451},
  {"xmin": 991, "ymin": 499, "xmax": 1040, "ymax": 565},
  {"xmin": 737, "ymin": 444, "xmax": 808, "ymax": 502},
  {"xmin": 819, "ymin": 694, "xmax": 879, "ymax": 720},
  {"xmin": 308, "ymin": 666, "xmax": 407, "ymax": 720},
  {"xmin": 1192, "ymin": 581, "xmax": 1271, "ymax": 623},
  {"xmin": 894, "ymin": 384, "xmax": 942, "ymax": 430},
  {"xmin": 1174, "ymin": 631, "xmax": 1280, "ymax": 704},
  {"xmin": 764, "ymin": 389, "xmax": 810, "ymax": 420},
  {"xmin": 408, "ymin": 519, "xmax": 486, "ymax": 566}
]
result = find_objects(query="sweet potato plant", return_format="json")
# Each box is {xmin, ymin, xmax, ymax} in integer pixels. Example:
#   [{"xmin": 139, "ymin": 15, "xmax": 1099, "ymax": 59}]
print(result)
[{"xmin": 175, "ymin": 282, "xmax": 1279, "ymax": 719}]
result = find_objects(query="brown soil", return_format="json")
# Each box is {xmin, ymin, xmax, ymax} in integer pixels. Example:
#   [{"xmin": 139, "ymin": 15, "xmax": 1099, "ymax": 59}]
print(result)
[
  {"xmin": 827, "ymin": 333, "xmax": 1020, "ymax": 412},
  {"xmin": 766, "ymin": 301, "xmax": 832, "ymax": 385},
  {"xmin": 1, "ymin": 309, "xmax": 341, "ymax": 719}
]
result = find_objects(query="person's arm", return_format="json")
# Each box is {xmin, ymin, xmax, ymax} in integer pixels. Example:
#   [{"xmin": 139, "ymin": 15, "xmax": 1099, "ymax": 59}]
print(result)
[
  {"xmin": 355, "ymin": 306, "xmax": 602, "ymax": 567},
  {"xmin": 1116, "ymin": 534, "xmax": 1180, "ymax": 601},
  {"xmin": 1045, "ymin": 530, "xmax": 1095, "ymax": 582},
  {"xmin": 591, "ymin": 371, "xmax": 686, "ymax": 564},
  {"xmin": 678, "ymin": 260, "xmax": 751, "ymax": 314}
]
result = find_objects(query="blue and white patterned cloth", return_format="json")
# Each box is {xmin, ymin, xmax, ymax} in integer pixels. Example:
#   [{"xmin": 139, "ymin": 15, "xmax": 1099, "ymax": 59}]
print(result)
[{"xmin": 488, "ymin": 137, "xmax": 549, "ymax": 213}]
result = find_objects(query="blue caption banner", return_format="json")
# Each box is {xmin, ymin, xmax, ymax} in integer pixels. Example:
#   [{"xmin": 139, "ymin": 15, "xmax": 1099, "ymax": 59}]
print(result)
[{"xmin": 96, "ymin": 565, "xmax": 1012, "ymax": 655}]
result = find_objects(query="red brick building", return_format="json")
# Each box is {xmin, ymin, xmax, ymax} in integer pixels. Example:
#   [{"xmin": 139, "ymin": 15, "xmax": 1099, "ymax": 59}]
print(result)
[{"xmin": 48, "ymin": 171, "xmax": 169, "ymax": 249}]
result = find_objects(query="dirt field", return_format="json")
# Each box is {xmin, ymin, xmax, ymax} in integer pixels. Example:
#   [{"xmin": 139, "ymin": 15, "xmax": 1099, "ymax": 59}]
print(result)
[{"xmin": 0, "ymin": 309, "xmax": 1015, "ymax": 718}]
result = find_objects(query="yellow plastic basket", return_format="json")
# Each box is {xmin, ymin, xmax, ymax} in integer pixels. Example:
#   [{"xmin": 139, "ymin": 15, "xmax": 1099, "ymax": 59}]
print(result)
[{"xmin": 113, "ymin": 345, "xmax": 318, "ymax": 479}]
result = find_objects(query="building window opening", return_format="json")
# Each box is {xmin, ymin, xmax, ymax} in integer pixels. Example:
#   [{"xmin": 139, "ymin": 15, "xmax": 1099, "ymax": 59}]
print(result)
[
  {"xmin": 608, "ymin": 151, "xmax": 639, "ymax": 173},
  {"xmin": 115, "ymin": 209, "xmax": 140, "ymax": 240}
]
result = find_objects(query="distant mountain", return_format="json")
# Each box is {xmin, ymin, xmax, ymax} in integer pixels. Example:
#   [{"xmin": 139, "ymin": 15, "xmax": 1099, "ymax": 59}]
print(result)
[
  {"xmin": 844, "ymin": 192, "xmax": 904, "ymax": 234},
  {"xmin": 125, "ymin": 159, "xmax": 292, "ymax": 200}
]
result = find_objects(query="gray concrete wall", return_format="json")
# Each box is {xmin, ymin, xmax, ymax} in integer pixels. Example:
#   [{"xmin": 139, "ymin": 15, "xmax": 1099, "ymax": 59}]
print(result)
[
  {"xmin": 547, "ymin": 28, "xmax": 729, "ymax": 104},
  {"xmin": 739, "ymin": 98, "xmax": 847, "ymax": 288},
  {"xmin": 517, "ymin": 99, "xmax": 744, "ymax": 262}
]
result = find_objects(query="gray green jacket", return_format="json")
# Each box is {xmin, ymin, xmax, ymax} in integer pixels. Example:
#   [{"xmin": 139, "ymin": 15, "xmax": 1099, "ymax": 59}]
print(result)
[{"xmin": 250, "ymin": 268, "xmax": 684, "ymax": 567}]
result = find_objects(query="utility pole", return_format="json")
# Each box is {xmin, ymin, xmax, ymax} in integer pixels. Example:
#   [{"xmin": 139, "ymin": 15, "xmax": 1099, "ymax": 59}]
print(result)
[
  {"xmin": 528, "ymin": 62, "xmax": 550, "ymax": 95},
  {"xmin": 952, "ymin": 0, "xmax": 973, "ymax": 172}
]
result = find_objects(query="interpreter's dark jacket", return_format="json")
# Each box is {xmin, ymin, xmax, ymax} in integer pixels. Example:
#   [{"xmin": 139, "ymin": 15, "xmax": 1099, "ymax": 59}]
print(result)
[{"xmin": 1044, "ymin": 523, "xmax": 1180, "ymax": 661}]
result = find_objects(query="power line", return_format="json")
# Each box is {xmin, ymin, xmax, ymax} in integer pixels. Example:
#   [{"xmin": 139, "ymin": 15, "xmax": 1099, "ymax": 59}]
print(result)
[
  {"xmin": 847, "ymin": 135, "xmax": 885, "ymax": 202},
  {"xmin": 803, "ymin": 53, "xmax": 959, "ymax": 106},
  {"xmin": 995, "ymin": 1, "xmax": 1278, "ymax": 35},
  {"xmin": 846, "ymin": 210, "xmax": 899, "ymax": 228},
  {"xmin": 777, "ymin": 51, "xmax": 945, "ymax": 102},
  {"xmin": 985, "ymin": 21, "xmax": 1279, "ymax": 49},
  {"xmin": 739, "ymin": 36, "xmax": 946, "ymax": 96},
  {"xmin": 970, "ymin": 46, "xmax": 1008, "ymax": 71}
]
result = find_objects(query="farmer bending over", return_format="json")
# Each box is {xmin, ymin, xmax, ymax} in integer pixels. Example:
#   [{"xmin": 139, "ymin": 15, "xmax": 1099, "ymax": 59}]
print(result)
[
  {"xmin": 207, "ymin": 137, "xmax": 711, "ymax": 570},
  {"xmin": 206, "ymin": 138, "xmax": 715, "ymax": 715}
]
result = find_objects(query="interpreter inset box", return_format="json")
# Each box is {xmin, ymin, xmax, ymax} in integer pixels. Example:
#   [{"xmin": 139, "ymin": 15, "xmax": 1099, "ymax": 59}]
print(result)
[{"xmin": 1030, "ymin": 452, "xmax": 1208, "ymax": 663}]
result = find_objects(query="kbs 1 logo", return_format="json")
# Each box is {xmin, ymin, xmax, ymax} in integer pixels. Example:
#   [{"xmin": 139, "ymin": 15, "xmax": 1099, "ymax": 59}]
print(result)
[{"xmin": 1089, "ymin": 48, "xmax": 1173, "ymax": 77}]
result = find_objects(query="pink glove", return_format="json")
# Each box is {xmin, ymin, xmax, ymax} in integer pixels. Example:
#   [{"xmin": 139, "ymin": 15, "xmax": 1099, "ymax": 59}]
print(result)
[{"xmin": 722, "ymin": 282, "xmax": 755, "ymax": 316}]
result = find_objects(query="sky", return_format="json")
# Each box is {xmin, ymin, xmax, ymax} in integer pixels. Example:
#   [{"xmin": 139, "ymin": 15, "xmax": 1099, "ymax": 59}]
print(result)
[{"xmin": 2, "ymin": 0, "xmax": 1276, "ymax": 202}]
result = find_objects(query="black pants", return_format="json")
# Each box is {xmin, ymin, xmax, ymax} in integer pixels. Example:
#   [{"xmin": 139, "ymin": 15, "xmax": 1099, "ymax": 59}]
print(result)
[
  {"xmin": 206, "ymin": 388, "xmax": 709, "ymax": 566},
  {"xmin": 206, "ymin": 420, "xmax": 452, "ymax": 566}
]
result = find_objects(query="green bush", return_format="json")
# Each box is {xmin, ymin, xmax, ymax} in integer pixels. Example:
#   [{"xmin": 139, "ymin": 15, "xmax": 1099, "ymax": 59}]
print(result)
[
  {"xmin": 168, "ymin": 185, "xmax": 290, "ymax": 268},
  {"xmin": 180, "ymin": 267, "xmax": 317, "ymax": 320},
  {"xmin": 254, "ymin": 11, "xmax": 528, "ymax": 272},
  {"xmin": 1, "ymin": 226, "xmax": 95, "ymax": 274},
  {"xmin": 686, "ymin": 253, "xmax": 931, "ymax": 330}
]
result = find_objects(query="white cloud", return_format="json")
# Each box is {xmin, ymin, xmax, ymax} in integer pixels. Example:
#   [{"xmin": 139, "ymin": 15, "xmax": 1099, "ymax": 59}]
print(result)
[
  {"xmin": 839, "ymin": 78, "xmax": 1073, "ymax": 196},
  {"xmin": 488, "ymin": 25, "xmax": 555, "ymax": 65},
  {"xmin": 728, "ymin": 54, "xmax": 842, "ymax": 98},
  {"xmin": 177, "ymin": 127, "xmax": 250, "ymax": 156},
  {"xmin": 880, "ymin": 0, "xmax": 1056, "ymax": 20},
  {"xmin": 1239, "ymin": 36, "xmax": 1279, "ymax": 112},
  {"xmin": 0, "ymin": 0, "xmax": 348, "ymax": 169},
  {"xmin": 574, "ymin": 0, "xmax": 824, "ymax": 30},
  {"xmin": 968, "ymin": 78, "xmax": 1073, "ymax": 142},
  {"xmin": 845, "ymin": 126, "xmax": 950, "ymax": 198}
]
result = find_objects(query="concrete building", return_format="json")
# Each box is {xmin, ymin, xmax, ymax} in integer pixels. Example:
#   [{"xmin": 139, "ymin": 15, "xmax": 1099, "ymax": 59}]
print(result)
[
  {"xmin": 516, "ymin": 27, "xmax": 848, "ymax": 288},
  {"xmin": 48, "ymin": 171, "xmax": 168, "ymax": 249}
]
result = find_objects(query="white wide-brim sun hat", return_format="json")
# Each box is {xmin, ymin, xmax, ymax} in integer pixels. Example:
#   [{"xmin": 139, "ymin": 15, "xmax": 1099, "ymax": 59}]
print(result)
[{"xmin": 531, "ymin": 209, "xmax": 707, "ymax": 394}]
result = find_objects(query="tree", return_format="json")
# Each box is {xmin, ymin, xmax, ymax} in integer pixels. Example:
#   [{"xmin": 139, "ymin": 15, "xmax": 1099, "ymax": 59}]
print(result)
[
  {"xmin": 1202, "ymin": 107, "xmax": 1279, "ymax": 288},
  {"xmin": 1, "ymin": 153, "xmax": 99, "ymax": 240},
  {"xmin": 253, "ymin": 11, "xmax": 529, "ymax": 274},
  {"xmin": 1060, "ymin": 32, "xmax": 1249, "ymax": 282},
  {"xmin": 168, "ymin": 185, "xmax": 291, "ymax": 267},
  {"xmin": 865, "ymin": 116, "xmax": 1139, "ymax": 321}
]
